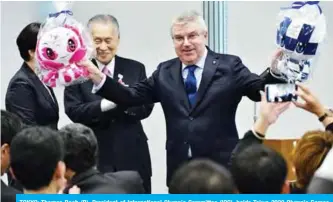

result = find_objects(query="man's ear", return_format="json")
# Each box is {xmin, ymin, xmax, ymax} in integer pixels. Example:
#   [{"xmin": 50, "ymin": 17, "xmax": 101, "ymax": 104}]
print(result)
[
  {"xmin": 1, "ymin": 143, "xmax": 10, "ymax": 155},
  {"xmin": 203, "ymin": 31, "xmax": 208, "ymax": 40},
  {"xmin": 281, "ymin": 180, "xmax": 290, "ymax": 193},
  {"xmin": 55, "ymin": 161, "xmax": 66, "ymax": 179},
  {"xmin": 28, "ymin": 49, "xmax": 35, "ymax": 60},
  {"xmin": 54, "ymin": 161, "xmax": 67, "ymax": 191}
]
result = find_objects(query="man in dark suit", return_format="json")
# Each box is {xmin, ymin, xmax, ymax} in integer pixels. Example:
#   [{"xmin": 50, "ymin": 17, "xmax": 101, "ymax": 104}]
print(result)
[
  {"xmin": 1, "ymin": 110, "xmax": 23, "ymax": 202},
  {"xmin": 59, "ymin": 123, "xmax": 145, "ymax": 194},
  {"xmin": 81, "ymin": 10, "xmax": 283, "ymax": 188},
  {"xmin": 5, "ymin": 22, "xmax": 59, "ymax": 130},
  {"xmin": 10, "ymin": 127, "xmax": 67, "ymax": 194},
  {"xmin": 64, "ymin": 14, "xmax": 153, "ymax": 193}
]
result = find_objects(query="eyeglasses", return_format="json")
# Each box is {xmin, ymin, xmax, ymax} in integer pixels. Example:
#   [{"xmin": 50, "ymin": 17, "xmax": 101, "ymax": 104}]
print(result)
[{"xmin": 172, "ymin": 32, "xmax": 201, "ymax": 44}]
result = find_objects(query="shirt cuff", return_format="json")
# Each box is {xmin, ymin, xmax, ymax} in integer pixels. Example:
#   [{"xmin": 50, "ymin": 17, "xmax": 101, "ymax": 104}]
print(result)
[
  {"xmin": 92, "ymin": 74, "xmax": 107, "ymax": 94},
  {"xmin": 100, "ymin": 99, "xmax": 117, "ymax": 112},
  {"xmin": 251, "ymin": 127, "xmax": 265, "ymax": 140}
]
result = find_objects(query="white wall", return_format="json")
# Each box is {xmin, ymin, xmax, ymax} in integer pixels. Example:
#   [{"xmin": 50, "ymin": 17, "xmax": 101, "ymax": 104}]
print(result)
[
  {"xmin": 0, "ymin": 1, "xmax": 202, "ymax": 194},
  {"xmin": 228, "ymin": 1, "xmax": 333, "ymax": 139},
  {"xmin": 0, "ymin": 2, "xmax": 40, "ymax": 107}
]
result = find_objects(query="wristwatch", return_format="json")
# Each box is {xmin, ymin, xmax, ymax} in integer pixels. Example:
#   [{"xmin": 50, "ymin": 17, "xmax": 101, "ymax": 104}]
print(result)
[{"xmin": 319, "ymin": 113, "xmax": 331, "ymax": 122}]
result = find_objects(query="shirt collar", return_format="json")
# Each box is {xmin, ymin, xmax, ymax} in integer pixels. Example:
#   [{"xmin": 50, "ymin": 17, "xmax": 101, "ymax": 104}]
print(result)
[
  {"xmin": 182, "ymin": 47, "xmax": 208, "ymax": 70},
  {"xmin": 1, "ymin": 173, "xmax": 9, "ymax": 185},
  {"xmin": 95, "ymin": 57, "xmax": 115, "ymax": 72}
]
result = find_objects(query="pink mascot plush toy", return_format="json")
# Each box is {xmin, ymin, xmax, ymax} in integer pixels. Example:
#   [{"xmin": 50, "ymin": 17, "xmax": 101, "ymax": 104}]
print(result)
[{"xmin": 36, "ymin": 10, "xmax": 93, "ymax": 87}]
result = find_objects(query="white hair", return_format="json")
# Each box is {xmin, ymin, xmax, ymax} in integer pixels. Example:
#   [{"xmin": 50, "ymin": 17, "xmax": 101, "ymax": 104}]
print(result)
[
  {"xmin": 170, "ymin": 10, "xmax": 208, "ymax": 37},
  {"xmin": 87, "ymin": 14, "xmax": 120, "ymax": 37}
]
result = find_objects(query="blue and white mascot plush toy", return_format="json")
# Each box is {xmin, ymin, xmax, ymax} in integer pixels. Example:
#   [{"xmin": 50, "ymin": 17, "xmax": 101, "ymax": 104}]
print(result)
[{"xmin": 271, "ymin": 1, "xmax": 327, "ymax": 83}]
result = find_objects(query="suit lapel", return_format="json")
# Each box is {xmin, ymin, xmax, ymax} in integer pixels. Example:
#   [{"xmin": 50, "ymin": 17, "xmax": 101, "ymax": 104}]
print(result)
[
  {"xmin": 169, "ymin": 59, "xmax": 191, "ymax": 111},
  {"xmin": 22, "ymin": 63, "xmax": 59, "ymax": 112},
  {"xmin": 113, "ymin": 56, "xmax": 124, "ymax": 82},
  {"xmin": 49, "ymin": 87, "xmax": 59, "ymax": 112},
  {"xmin": 190, "ymin": 50, "xmax": 219, "ymax": 113}
]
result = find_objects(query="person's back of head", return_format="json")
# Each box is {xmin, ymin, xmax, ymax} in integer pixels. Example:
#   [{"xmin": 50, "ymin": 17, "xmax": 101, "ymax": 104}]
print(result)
[
  {"xmin": 293, "ymin": 130, "xmax": 333, "ymax": 190},
  {"xmin": 230, "ymin": 144, "xmax": 289, "ymax": 193},
  {"xmin": 169, "ymin": 159, "xmax": 236, "ymax": 193},
  {"xmin": 59, "ymin": 123, "xmax": 98, "ymax": 175},
  {"xmin": 1, "ymin": 110, "xmax": 24, "ymax": 175},
  {"xmin": 16, "ymin": 22, "xmax": 41, "ymax": 62},
  {"xmin": 10, "ymin": 126, "xmax": 65, "ymax": 193}
]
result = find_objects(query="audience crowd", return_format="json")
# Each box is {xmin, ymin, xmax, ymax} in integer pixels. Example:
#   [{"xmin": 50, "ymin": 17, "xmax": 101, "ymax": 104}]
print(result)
[{"xmin": 2, "ymin": 82, "xmax": 332, "ymax": 199}]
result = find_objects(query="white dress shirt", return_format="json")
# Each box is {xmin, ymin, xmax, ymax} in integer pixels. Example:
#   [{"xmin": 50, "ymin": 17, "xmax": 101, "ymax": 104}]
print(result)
[
  {"xmin": 96, "ymin": 58, "xmax": 115, "ymax": 78},
  {"xmin": 181, "ymin": 47, "xmax": 207, "ymax": 89},
  {"xmin": 1, "ymin": 173, "xmax": 9, "ymax": 185},
  {"xmin": 95, "ymin": 58, "xmax": 117, "ymax": 112},
  {"xmin": 41, "ymin": 82, "xmax": 55, "ymax": 103}
]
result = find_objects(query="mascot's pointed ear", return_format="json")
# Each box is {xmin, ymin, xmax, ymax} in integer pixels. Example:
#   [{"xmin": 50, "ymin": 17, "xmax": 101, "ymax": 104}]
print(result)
[{"xmin": 35, "ymin": 4, "xmax": 93, "ymax": 88}]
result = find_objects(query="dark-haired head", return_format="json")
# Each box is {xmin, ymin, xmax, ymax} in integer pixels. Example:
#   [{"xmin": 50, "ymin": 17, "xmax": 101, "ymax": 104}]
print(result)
[
  {"xmin": 59, "ymin": 123, "xmax": 98, "ymax": 179},
  {"xmin": 16, "ymin": 22, "xmax": 41, "ymax": 62},
  {"xmin": 1, "ymin": 109, "xmax": 24, "ymax": 175},
  {"xmin": 169, "ymin": 159, "xmax": 236, "ymax": 193},
  {"xmin": 10, "ymin": 126, "xmax": 66, "ymax": 192},
  {"xmin": 231, "ymin": 144, "xmax": 289, "ymax": 193}
]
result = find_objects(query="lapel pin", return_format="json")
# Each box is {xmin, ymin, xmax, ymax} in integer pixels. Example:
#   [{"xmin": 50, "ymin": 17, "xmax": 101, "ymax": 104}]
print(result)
[
  {"xmin": 118, "ymin": 74, "xmax": 129, "ymax": 87},
  {"xmin": 118, "ymin": 74, "xmax": 123, "ymax": 81}
]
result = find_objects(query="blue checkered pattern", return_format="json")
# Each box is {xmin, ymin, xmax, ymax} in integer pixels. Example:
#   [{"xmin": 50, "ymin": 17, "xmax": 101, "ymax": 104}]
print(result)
[{"xmin": 277, "ymin": 17, "xmax": 318, "ymax": 56}]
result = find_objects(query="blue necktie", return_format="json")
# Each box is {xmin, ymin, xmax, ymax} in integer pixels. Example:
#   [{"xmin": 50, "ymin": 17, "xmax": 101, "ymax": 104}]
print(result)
[{"xmin": 184, "ymin": 65, "xmax": 198, "ymax": 107}]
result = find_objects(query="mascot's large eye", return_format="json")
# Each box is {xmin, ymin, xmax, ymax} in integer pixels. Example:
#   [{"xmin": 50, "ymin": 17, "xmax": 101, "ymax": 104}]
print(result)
[
  {"xmin": 46, "ymin": 48, "xmax": 56, "ymax": 59},
  {"xmin": 42, "ymin": 47, "xmax": 57, "ymax": 60},
  {"xmin": 295, "ymin": 42, "xmax": 306, "ymax": 53},
  {"xmin": 67, "ymin": 37, "xmax": 77, "ymax": 52}
]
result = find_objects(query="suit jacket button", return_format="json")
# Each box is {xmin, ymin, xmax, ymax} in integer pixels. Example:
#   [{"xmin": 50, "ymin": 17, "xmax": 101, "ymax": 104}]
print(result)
[{"xmin": 189, "ymin": 116, "xmax": 193, "ymax": 120}]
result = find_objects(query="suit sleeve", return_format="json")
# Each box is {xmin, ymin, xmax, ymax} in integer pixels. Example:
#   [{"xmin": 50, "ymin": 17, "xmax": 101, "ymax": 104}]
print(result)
[
  {"xmin": 326, "ymin": 123, "xmax": 333, "ymax": 133},
  {"xmin": 5, "ymin": 81, "xmax": 37, "ymax": 126},
  {"xmin": 232, "ymin": 57, "xmax": 285, "ymax": 101},
  {"xmin": 64, "ymin": 84, "xmax": 124, "ymax": 126},
  {"xmin": 105, "ymin": 171, "xmax": 145, "ymax": 194},
  {"xmin": 121, "ymin": 65, "xmax": 154, "ymax": 121},
  {"xmin": 64, "ymin": 84, "xmax": 103, "ymax": 125},
  {"xmin": 229, "ymin": 130, "xmax": 263, "ymax": 165},
  {"xmin": 96, "ymin": 64, "xmax": 160, "ymax": 107}
]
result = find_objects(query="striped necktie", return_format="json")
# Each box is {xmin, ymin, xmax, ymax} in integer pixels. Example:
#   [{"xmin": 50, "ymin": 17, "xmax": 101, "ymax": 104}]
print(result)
[{"xmin": 102, "ymin": 65, "xmax": 112, "ymax": 78}]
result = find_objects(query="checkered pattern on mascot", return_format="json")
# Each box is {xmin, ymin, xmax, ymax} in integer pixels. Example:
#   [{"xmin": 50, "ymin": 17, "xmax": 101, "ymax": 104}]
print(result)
[{"xmin": 274, "ymin": 1, "xmax": 326, "ymax": 83}]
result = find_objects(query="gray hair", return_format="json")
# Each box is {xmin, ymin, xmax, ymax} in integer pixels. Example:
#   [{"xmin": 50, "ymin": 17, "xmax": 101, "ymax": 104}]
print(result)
[
  {"xmin": 59, "ymin": 123, "xmax": 98, "ymax": 149},
  {"xmin": 59, "ymin": 123, "xmax": 99, "ymax": 172},
  {"xmin": 87, "ymin": 14, "xmax": 120, "ymax": 37},
  {"xmin": 170, "ymin": 10, "xmax": 208, "ymax": 37}
]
